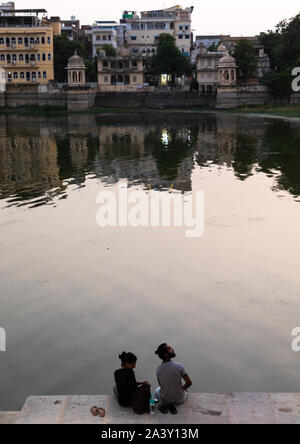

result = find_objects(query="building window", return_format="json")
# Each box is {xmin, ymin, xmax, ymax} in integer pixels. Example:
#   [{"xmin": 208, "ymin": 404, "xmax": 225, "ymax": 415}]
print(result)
[
  {"xmin": 36, "ymin": 37, "xmax": 40, "ymax": 44},
  {"xmin": 12, "ymin": 54, "xmax": 17, "ymax": 62},
  {"xmin": 0, "ymin": 54, "xmax": 5, "ymax": 61},
  {"xmin": 111, "ymin": 61, "xmax": 116, "ymax": 69},
  {"xmin": 103, "ymin": 61, "xmax": 108, "ymax": 68},
  {"xmin": 43, "ymin": 71, "xmax": 47, "ymax": 79},
  {"xmin": 18, "ymin": 37, "xmax": 23, "ymax": 45},
  {"xmin": 185, "ymin": 35, "xmax": 190, "ymax": 39},
  {"xmin": 30, "ymin": 37, "xmax": 35, "ymax": 45},
  {"xmin": 20, "ymin": 72, "xmax": 24, "ymax": 79},
  {"xmin": 178, "ymin": 35, "xmax": 183, "ymax": 39},
  {"xmin": 124, "ymin": 75, "xmax": 130, "ymax": 85},
  {"xmin": 11, "ymin": 37, "xmax": 16, "ymax": 45},
  {"xmin": 48, "ymin": 53, "xmax": 51, "ymax": 61},
  {"xmin": 47, "ymin": 37, "xmax": 51, "ymax": 44},
  {"xmin": 111, "ymin": 75, "xmax": 116, "ymax": 85},
  {"xmin": 0, "ymin": 38, "xmax": 4, "ymax": 45},
  {"xmin": 26, "ymin": 72, "xmax": 30, "ymax": 81},
  {"xmin": 41, "ymin": 37, "xmax": 45, "ymax": 44},
  {"xmin": 19, "ymin": 54, "xmax": 24, "ymax": 61},
  {"xmin": 131, "ymin": 36, "xmax": 137, "ymax": 41},
  {"xmin": 96, "ymin": 35, "xmax": 101, "ymax": 41},
  {"xmin": 24, "ymin": 37, "xmax": 28, "ymax": 47},
  {"xmin": 185, "ymin": 25, "xmax": 189, "ymax": 30},
  {"xmin": 132, "ymin": 61, "xmax": 137, "ymax": 68},
  {"xmin": 38, "ymin": 72, "xmax": 41, "ymax": 78},
  {"xmin": 13, "ymin": 72, "xmax": 18, "ymax": 79},
  {"xmin": 37, "ymin": 54, "xmax": 41, "ymax": 61},
  {"xmin": 108, "ymin": 35, "xmax": 111, "ymax": 41},
  {"xmin": 42, "ymin": 54, "xmax": 46, "ymax": 61},
  {"xmin": 104, "ymin": 76, "xmax": 108, "ymax": 83},
  {"xmin": 133, "ymin": 76, "xmax": 137, "ymax": 83},
  {"xmin": 102, "ymin": 35, "xmax": 107, "ymax": 41}
]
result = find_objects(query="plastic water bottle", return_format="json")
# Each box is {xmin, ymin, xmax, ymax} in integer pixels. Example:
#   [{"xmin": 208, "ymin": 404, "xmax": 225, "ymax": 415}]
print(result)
[{"xmin": 150, "ymin": 394, "xmax": 156, "ymax": 415}]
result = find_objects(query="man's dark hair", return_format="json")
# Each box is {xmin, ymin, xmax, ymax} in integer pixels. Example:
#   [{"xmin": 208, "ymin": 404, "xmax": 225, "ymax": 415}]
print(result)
[
  {"xmin": 155, "ymin": 343, "xmax": 168, "ymax": 360},
  {"xmin": 119, "ymin": 352, "xmax": 137, "ymax": 365}
]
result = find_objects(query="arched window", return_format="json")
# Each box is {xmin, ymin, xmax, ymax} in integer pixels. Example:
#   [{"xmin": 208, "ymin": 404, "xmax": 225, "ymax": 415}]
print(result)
[
  {"xmin": 47, "ymin": 36, "xmax": 51, "ymax": 44},
  {"xmin": 26, "ymin": 72, "xmax": 30, "ymax": 81},
  {"xmin": 19, "ymin": 54, "xmax": 24, "ymax": 61},
  {"xmin": 12, "ymin": 54, "xmax": 17, "ymax": 62},
  {"xmin": 0, "ymin": 54, "xmax": 5, "ymax": 61},
  {"xmin": 6, "ymin": 37, "xmax": 10, "ymax": 47},
  {"xmin": 20, "ymin": 72, "xmax": 25, "ymax": 79},
  {"xmin": 0, "ymin": 37, "xmax": 4, "ymax": 45},
  {"xmin": 30, "ymin": 37, "xmax": 35, "ymax": 45},
  {"xmin": 24, "ymin": 37, "xmax": 28, "ymax": 47},
  {"xmin": 48, "ymin": 53, "xmax": 51, "ymax": 61},
  {"xmin": 11, "ymin": 37, "xmax": 16, "ymax": 45},
  {"xmin": 36, "ymin": 37, "xmax": 40, "ymax": 44},
  {"xmin": 18, "ymin": 37, "xmax": 23, "ymax": 45},
  {"xmin": 42, "ymin": 53, "xmax": 46, "ymax": 61},
  {"xmin": 41, "ymin": 37, "xmax": 45, "ymax": 44},
  {"xmin": 43, "ymin": 71, "xmax": 47, "ymax": 79},
  {"xmin": 13, "ymin": 72, "xmax": 18, "ymax": 79}
]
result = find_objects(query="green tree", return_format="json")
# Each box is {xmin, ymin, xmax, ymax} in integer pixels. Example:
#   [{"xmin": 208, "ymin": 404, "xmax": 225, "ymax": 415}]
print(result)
[
  {"xmin": 97, "ymin": 44, "xmax": 117, "ymax": 57},
  {"xmin": 54, "ymin": 34, "xmax": 97, "ymax": 82},
  {"xmin": 233, "ymin": 39, "xmax": 258, "ymax": 79},
  {"xmin": 207, "ymin": 42, "xmax": 218, "ymax": 52},
  {"xmin": 149, "ymin": 33, "xmax": 192, "ymax": 86}
]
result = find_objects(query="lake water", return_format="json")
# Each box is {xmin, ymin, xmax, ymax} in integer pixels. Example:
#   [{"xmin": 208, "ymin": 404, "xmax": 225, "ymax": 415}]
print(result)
[{"xmin": 1, "ymin": 112, "xmax": 300, "ymax": 411}]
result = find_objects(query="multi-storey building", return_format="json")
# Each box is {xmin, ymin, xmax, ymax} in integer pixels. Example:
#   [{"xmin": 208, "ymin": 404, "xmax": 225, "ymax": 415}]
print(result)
[
  {"xmin": 0, "ymin": 5, "xmax": 55, "ymax": 84},
  {"xmin": 120, "ymin": 5, "xmax": 193, "ymax": 57},
  {"xmin": 195, "ymin": 34, "xmax": 270, "ymax": 79},
  {"xmin": 98, "ymin": 47, "xmax": 145, "ymax": 91},
  {"xmin": 61, "ymin": 17, "xmax": 80, "ymax": 41},
  {"xmin": 88, "ymin": 21, "xmax": 126, "ymax": 57}
]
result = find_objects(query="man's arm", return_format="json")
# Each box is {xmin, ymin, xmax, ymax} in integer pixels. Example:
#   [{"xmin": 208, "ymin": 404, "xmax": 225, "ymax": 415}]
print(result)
[{"xmin": 182, "ymin": 374, "xmax": 192, "ymax": 391}]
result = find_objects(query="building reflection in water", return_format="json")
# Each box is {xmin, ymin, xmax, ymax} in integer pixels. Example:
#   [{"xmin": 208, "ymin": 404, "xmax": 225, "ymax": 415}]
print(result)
[{"xmin": 1, "ymin": 113, "xmax": 300, "ymax": 208}]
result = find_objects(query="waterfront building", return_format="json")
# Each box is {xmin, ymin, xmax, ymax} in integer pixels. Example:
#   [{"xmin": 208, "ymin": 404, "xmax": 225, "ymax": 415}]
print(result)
[
  {"xmin": 196, "ymin": 43, "xmax": 227, "ymax": 94},
  {"xmin": 0, "ymin": 4, "xmax": 55, "ymax": 84},
  {"xmin": 120, "ymin": 5, "xmax": 193, "ymax": 57},
  {"xmin": 195, "ymin": 34, "xmax": 270, "ymax": 79},
  {"xmin": 97, "ymin": 46, "xmax": 145, "ymax": 92}
]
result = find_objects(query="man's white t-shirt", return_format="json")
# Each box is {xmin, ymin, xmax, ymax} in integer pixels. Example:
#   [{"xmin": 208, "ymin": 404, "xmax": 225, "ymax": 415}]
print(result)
[{"xmin": 156, "ymin": 361, "xmax": 187, "ymax": 405}]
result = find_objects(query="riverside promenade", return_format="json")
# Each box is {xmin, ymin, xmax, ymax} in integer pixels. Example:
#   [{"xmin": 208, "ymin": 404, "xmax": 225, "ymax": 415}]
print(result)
[{"xmin": 1, "ymin": 393, "xmax": 300, "ymax": 424}]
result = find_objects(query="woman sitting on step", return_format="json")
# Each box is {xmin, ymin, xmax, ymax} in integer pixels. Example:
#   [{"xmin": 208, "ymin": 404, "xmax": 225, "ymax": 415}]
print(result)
[{"xmin": 114, "ymin": 352, "xmax": 151, "ymax": 414}]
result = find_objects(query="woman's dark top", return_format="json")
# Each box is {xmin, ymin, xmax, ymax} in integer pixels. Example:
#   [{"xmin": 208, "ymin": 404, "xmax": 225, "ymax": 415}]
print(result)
[{"xmin": 114, "ymin": 368, "xmax": 138, "ymax": 407}]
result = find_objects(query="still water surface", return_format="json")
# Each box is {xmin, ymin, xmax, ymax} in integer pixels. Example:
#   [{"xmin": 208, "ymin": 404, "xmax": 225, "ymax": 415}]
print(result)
[{"xmin": 1, "ymin": 112, "xmax": 300, "ymax": 410}]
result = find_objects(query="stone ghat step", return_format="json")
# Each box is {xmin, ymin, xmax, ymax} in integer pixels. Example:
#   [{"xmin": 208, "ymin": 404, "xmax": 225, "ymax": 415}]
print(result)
[
  {"xmin": 0, "ymin": 412, "xmax": 19, "ymax": 424},
  {"xmin": 10, "ymin": 393, "xmax": 300, "ymax": 424}
]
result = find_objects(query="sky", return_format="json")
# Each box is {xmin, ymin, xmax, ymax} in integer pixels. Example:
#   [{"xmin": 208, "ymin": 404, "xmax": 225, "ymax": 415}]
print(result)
[{"xmin": 14, "ymin": 1, "xmax": 300, "ymax": 36}]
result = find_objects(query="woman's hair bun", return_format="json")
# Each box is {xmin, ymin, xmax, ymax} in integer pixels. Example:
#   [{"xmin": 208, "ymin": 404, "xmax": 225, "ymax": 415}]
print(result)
[{"xmin": 119, "ymin": 351, "xmax": 127, "ymax": 360}]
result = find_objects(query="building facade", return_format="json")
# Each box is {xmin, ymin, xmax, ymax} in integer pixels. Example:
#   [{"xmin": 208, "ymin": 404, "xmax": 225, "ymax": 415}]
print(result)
[
  {"xmin": 195, "ymin": 34, "xmax": 270, "ymax": 79},
  {"xmin": 120, "ymin": 5, "xmax": 193, "ymax": 57},
  {"xmin": 98, "ymin": 46, "xmax": 145, "ymax": 91},
  {"xmin": 88, "ymin": 22, "xmax": 126, "ymax": 57},
  {"xmin": 196, "ymin": 43, "xmax": 227, "ymax": 94},
  {"xmin": 0, "ymin": 6, "xmax": 54, "ymax": 84}
]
